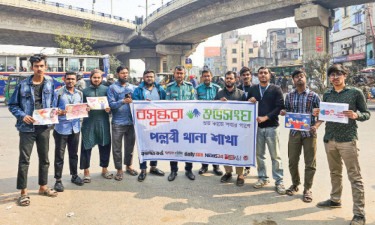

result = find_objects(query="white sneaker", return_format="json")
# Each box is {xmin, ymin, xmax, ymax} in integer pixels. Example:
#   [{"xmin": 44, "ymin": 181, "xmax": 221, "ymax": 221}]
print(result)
[
  {"xmin": 276, "ymin": 184, "xmax": 286, "ymax": 195},
  {"xmin": 253, "ymin": 179, "xmax": 269, "ymax": 189}
]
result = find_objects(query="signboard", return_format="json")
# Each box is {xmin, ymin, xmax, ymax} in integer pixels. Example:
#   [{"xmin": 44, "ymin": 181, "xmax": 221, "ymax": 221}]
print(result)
[
  {"xmin": 185, "ymin": 58, "xmax": 192, "ymax": 69},
  {"xmin": 347, "ymin": 53, "xmax": 365, "ymax": 61},
  {"xmin": 132, "ymin": 101, "xmax": 257, "ymax": 167},
  {"xmin": 316, "ymin": 37, "xmax": 323, "ymax": 52},
  {"xmin": 319, "ymin": 102, "xmax": 349, "ymax": 124}
]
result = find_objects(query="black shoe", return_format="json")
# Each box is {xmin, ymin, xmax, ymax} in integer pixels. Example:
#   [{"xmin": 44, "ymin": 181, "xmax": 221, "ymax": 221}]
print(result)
[
  {"xmin": 198, "ymin": 166, "xmax": 208, "ymax": 175},
  {"xmin": 54, "ymin": 181, "xmax": 64, "ymax": 192},
  {"xmin": 150, "ymin": 168, "xmax": 165, "ymax": 176},
  {"xmin": 71, "ymin": 175, "xmax": 84, "ymax": 186},
  {"xmin": 213, "ymin": 167, "xmax": 223, "ymax": 176},
  {"xmin": 138, "ymin": 171, "xmax": 147, "ymax": 182},
  {"xmin": 168, "ymin": 171, "xmax": 177, "ymax": 181},
  {"xmin": 243, "ymin": 168, "xmax": 251, "ymax": 177},
  {"xmin": 185, "ymin": 170, "xmax": 195, "ymax": 180},
  {"xmin": 316, "ymin": 199, "xmax": 342, "ymax": 208},
  {"xmin": 220, "ymin": 173, "xmax": 232, "ymax": 183},
  {"xmin": 236, "ymin": 177, "xmax": 245, "ymax": 186},
  {"xmin": 350, "ymin": 215, "xmax": 366, "ymax": 225}
]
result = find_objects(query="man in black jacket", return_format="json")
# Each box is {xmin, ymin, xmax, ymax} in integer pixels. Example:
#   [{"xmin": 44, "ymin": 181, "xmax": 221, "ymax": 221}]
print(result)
[{"xmin": 248, "ymin": 66, "xmax": 286, "ymax": 195}]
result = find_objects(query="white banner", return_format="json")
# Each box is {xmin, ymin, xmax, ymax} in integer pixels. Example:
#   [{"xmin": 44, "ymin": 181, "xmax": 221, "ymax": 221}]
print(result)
[{"xmin": 132, "ymin": 100, "xmax": 257, "ymax": 167}]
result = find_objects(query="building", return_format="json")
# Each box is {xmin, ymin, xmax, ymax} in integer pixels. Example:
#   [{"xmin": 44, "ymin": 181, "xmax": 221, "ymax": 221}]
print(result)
[
  {"xmin": 204, "ymin": 47, "xmax": 221, "ymax": 75},
  {"xmin": 365, "ymin": 3, "xmax": 375, "ymax": 67}
]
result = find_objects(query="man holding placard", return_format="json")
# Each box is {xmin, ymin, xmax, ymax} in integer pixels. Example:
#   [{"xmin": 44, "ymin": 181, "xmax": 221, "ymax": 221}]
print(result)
[
  {"xmin": 8, "ymin": 54, "xmax": 57, "ymax": 206},
  {"xmin": 280, "ymin": 70, "xmax": 321, "ymax": 203},
  {"xmin": 80, "ymin": 69, "xmax": 112, "ymax": 183},
  {"xmin": 313, "ymin": 64, "xmax": 370, "ymax": 225},
  {"xmin": 52, "ymin": 72, "xmax": 86, "ymax": 192}
]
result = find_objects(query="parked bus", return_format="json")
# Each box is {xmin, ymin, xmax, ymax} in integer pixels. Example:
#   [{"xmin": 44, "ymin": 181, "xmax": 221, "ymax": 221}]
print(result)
[{"xmin": 0, "ymin": 53, "xmax": 110, "ymax": 100}]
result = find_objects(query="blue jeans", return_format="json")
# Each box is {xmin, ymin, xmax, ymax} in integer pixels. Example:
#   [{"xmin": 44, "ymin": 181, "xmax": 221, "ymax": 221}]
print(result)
[
  {"xmin": 256, "ymin": 127, "xmax": 284, "ymax": 185},
  {"xmin": 140, "ymin": 161, "xmax": 157, "ymax": 170}
]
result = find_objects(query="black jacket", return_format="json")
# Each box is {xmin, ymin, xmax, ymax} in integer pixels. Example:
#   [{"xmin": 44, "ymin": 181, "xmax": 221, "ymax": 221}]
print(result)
[{"xmin": 247, "ymin": 84, "xmax": 284, "ymax": 128}]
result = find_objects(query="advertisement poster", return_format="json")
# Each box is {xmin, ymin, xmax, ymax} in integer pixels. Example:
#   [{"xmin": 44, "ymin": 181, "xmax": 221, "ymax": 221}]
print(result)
[
  {"xmin": 132, "ymin": 101, "xmax": 258, "ymax": 167},
  {"xmin": 285, "ymin": 113, "xmax": 311, "ymax": 131},
  {"xmin": 86, "ymin": 97, "xmax": 109, "ymax": 110},
  {"xmin": 319, "ymin": 102, "xmax": 349, "ymax": 124},
  {"xmin": 33, "ymin": 108, "xmax": 59, "ymax": 125},
  {"xmin": 65, "ymin": 103, "xmax": 88, "ymax": 120},
  {"xmin": 316, "ymin": 37, "xmax": 323, "ymax": 52}
]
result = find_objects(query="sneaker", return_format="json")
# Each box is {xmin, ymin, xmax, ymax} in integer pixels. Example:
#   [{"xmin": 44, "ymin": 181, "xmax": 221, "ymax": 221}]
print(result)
[
  {"xmin": 253, "ymin": 179, "xmax": 269, "ymax": 189},
  {"xmin": 71, "ymin": 175, "xmax": 84, "ymax": 186},
  {"xmin": 243, "ymin": 168, "xmax": 250, "ymax": 177},
  {"xmin": 54, "ymin": 181, "xmax": 64, "ymax": 192},
  {"xmin": 316, "ymin": 199, "xmax": 342, "ymax": 208},
  {"xmin": 350, "ymin": 215, "xmax": 366, "ymax": 225},
  {"xmin": 220, "ymin": 173, "xmax": 232, "ymax": 183},
  {"xmin": 275, "ymin": 184, "xmax": 286, "ymax": 195}
]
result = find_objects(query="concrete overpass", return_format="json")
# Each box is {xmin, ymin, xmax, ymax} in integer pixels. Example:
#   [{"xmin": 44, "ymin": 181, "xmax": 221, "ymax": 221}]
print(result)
[{"xmin": 1, "ymin": 0, "xmax": 374, "ymax": 72}]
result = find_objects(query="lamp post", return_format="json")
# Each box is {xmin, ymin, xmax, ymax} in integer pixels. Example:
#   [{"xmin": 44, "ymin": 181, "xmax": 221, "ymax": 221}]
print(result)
[{"xmin": 138, "ymin": 0, "xmax": 155, "ymax": 25}]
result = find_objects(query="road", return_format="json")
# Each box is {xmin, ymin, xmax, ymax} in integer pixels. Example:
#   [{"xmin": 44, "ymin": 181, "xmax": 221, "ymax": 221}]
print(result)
[{"xmin": 0, "ymin": 104, "xmax": 374, "ymax": 225}]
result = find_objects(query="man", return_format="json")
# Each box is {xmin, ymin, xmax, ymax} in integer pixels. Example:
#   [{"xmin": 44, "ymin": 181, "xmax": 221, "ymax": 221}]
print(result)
[
  {"xmin": 52, "ymin": 72, "xmax": 85, "ymax": 192},
  {"xmin": 189, "ymin": 75, "xmax": 198, "ymax": 88},
  {"xmin": 75, "ymin": 72, "xmax": 86, "ymax": 91},
  {"xmin": 80, "ymin": 69, "xmax": 112, "ymax": 182},
  {"xmin": 280, "ymin": 70, "xmax": 322, "ymax": 202},
  {"xmin": 281, "ymin": 75, "xmax": 288, "ymax": 93},
  {"xmin": 104, "ymin": 73, "xmax": 116, "ymax": 87},
  {"xmin": 215, "ymin": 71, "xmax": 247, "ymax": 186},
  {"xmin": 248, "ymin": 67, "xmax": 285, "ymax": 194},
  {"xmin": 8, "ymin": 54, "xmax": 57, "ymax": 206},
  {"xmin": 166, "ymin": 65, "xmax": 196, "ymax": 181},
  {"xmin": 195, "ymin": 69, "xmax": 223, "ymax": 176},
  {"xmin": 237, "ymin": 66, "xmax": 253, "ymax": 177},
  {"xmin": 107, "ymin": 66, "xmax": 138, "ymax": 181},
  {"xmin": 313, "ymin": 64, "xmax": 370, "ymax": 225},
  {"xmin": 132, "ymin": 70, "xmax": 166, "ymax": 182}
]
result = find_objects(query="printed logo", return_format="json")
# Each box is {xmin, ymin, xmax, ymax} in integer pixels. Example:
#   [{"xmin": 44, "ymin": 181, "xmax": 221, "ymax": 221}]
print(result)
[
  {"xmin": 243, "ymin": 155, "xmax": 248, "ymax": 160},
  {"xmin": 186, "ymin": 109, "xmax": 201, "ymax": 119}
]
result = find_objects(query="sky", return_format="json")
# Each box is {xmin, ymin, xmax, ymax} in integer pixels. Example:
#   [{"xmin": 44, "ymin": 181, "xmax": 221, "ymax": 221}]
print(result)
[{"xmin": 0, "ymin": 0, "xmax": 297, "ymax": 73}]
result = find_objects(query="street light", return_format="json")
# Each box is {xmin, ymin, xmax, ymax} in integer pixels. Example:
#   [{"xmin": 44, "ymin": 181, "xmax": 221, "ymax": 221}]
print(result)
[{"xmin": 138, "ymin": 0, "xmax": 155, "ymax": 25}]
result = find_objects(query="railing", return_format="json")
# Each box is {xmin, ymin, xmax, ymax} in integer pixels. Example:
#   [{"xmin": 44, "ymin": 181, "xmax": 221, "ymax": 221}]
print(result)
[
  {"xmin": 144, "ymin": 0, "xmax": 178, "ymax": 24},
  {"xmin": 26, "ymin": 0, "xmax": 137, "ymax": 24}
]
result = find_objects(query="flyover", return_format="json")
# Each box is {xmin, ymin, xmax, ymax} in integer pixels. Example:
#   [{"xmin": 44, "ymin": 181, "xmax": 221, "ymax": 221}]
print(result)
[{"xmin": 1, "ymin": 0, "xmax": 374, "ymax": 72}]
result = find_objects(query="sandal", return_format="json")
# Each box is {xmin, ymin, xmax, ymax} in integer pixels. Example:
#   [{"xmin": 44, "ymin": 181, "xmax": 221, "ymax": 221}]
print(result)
[
  {"xmin": 83, "ymin": 176, "xmax": 91, "ymax": 183},
  {"xmin": 18, "ymin": 195, "xmax": 30, "ymax": 206},
  {"xmin": 101, "ymin": 172, "xmax": 113, "ymax": 179},
  {"xmin": 39, "ymin": 188, "xmax": 58, "ymax": 197},
  {"xmin": 286, "ymin": 185, "xmax": 299, "ymax": 196},
  {"xmin": 303, "ymin": 189, "xmax": 313, "ymax": 203},
  {"xmin": 114, "ymin": 173, "xmax": 123, "ymax": 181},
  {"xmin": 126, "ymin": 169, "xmax": 138, "ymax": 176}
]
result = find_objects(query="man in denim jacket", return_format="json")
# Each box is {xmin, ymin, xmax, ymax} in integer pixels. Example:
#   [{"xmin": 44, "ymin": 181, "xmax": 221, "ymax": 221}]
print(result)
[{"xmin": 8, "ymin": 54, "xmax": 57, "ymax": 206}]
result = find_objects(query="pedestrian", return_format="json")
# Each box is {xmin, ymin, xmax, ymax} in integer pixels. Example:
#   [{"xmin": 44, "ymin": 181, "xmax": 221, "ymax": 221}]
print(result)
[
  {"xmin": 280, "ymin": 70, "xmax": 322, "ymax": 202},
  {"xmin": 215, "ymin": 71, "xmax": 247, "ymax": 186},
  {"xmin": 190, "ymin": 75, "xmax": 198, "ymax": 88},
  {"xmin": 8, "ymin": 54, "xmax": 57, "ymax": 206},
  {"xmin": 248, "ymin": 66, "xmax": 286, "ymax": 195},
  {"xmin": 132, "ymin": 70, "xmax": 167, "ymax": 182},
  {"xmin": 80, "ymin": 69, "xmax": 112, "ymax": 183},
  {"xmin": 104, "ymin": 73, "xmax": 117, "ymax": 87},
  {"xmin": 195, "ymin": 69, "xmax": 223, "ymax": 176},
  {"xmin": 74, "ymin": 72, "xmax": 86, "ymax": 91},
  {"xmin": 313, "ymin": 64, "xmax": 370, "ymax": 225},
  {"xmin": 107, "ymin": 66, "xmax": 138, "ymax": 181},
  {"xmin": 166, "ymin": 65, "xmax": 196, "ymax": 181},
  {"xmin": 52, "ymin": 71, "xmax": 85, "ymax": 192}
]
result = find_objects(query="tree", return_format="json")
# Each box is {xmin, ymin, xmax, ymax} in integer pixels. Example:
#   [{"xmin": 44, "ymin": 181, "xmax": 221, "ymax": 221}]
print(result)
[
  {"xmin": 109, "ymin": 55, "xmax": 121, "ymax": 75},
  {"xmin": 54, "ymin": 21, "xmax": 99, "ymax": 55},
  {"xmin": 304, "ymin": 53, "xmax": 331, "ymax": 96}
]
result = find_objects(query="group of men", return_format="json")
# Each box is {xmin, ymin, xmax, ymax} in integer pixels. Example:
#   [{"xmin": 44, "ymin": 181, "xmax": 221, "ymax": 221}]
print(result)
[{"xmin": 8, "ymin": 54, "xmax": 369, "ymax": 225}]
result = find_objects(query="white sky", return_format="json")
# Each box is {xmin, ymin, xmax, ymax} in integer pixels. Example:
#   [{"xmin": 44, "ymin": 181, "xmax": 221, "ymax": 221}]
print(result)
[{"xmin": 0, "ymin": 0, "xmax": 297, "ymax": 73}]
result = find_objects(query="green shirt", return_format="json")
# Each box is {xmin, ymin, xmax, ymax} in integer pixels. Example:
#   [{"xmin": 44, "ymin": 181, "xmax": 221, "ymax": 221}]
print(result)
[
  {"xmin": 81, "ymin": 84, "xmax": 111, "ymax": 150},
  {"xmin": 165, "ymin": 81, "xmax": 196, "ymax": 100},
  {"xmin": 322, "ymin": 86, "xmax": 370, "ymax": 142}
]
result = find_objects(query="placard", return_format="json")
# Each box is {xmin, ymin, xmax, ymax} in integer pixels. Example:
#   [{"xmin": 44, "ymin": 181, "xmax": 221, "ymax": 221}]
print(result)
[
  {"xmin": 65, "ymin": 103, "xmax": 88, "ymax": 120},
  {"xmin": 285, "ymin": 113, "xmax": 311, "ymax": 131},
  {"xmin": 86, "ymin": 97, "xmax": 109, "ymax": 110},
  {"xmin": 319, "ymin": 102, "xmax": 349, "ymax": 124},
  {"xmin": 33, "ymin": 108, "xmax": 59, "ymax": 125}
]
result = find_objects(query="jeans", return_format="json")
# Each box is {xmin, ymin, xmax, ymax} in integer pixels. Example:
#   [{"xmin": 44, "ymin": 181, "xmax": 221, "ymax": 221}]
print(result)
[
  {"xmin": 256, "ymin": 126, "xmax": 284, "ymax": 185},
  {"xmin": 53, "ymin": 130, "xmax": 80, "ymax": 179},
  {"xmin": 17, "ymin": 126, "xmax": 50, "ymax": 189},
  {"xmin": 170, "ymin": 161, "xmax": 192, "ymax": 172},
  {"xmin": 112, "ymin": 123, "xmax": 135, "ymax": 170},
  {"xmin": 80, "ymin": 142, "xmax": 111, "ymax": 169},
  {"xmin": 140, "ymin": 161, "xmax": 157, "ymax": 170}
]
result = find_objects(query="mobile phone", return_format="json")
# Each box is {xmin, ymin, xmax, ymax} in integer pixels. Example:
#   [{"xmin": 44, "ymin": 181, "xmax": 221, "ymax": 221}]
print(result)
[{"xmin": 125, "ymin": 93, "xmax": 131, "ymax": 98}]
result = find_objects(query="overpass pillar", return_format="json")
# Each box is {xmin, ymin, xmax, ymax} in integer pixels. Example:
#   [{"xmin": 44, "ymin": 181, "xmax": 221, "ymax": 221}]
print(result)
[
  {"xmin": 156, "ymin": 44, "xmax": 192, "ymax": 72},
  {"xmin": 116, "ymin": 55, "xmax": 130, "ymax": 68},
  {"xmin": 295, "ymin": 4, "xmax": 332, "ymax": 62},
  {"xmin": 166, "ymin": 55, "xmax": 186, "ymax": 72},
  {"xmin": 145, "ymin": 57, "xmax": 162, "ymax": 73}
]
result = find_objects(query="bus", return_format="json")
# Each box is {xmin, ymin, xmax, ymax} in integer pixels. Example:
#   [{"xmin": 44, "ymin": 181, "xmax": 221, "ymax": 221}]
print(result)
[{"xmin": 0, "ymin": 53, "xmax": 110, "ymax": 98}]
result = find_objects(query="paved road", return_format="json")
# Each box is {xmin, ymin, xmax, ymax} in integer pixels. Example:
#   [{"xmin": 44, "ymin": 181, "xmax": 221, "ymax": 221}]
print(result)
[{"xmin": 0, "ymin": 104, "xmax": 374, "ymax": 225}]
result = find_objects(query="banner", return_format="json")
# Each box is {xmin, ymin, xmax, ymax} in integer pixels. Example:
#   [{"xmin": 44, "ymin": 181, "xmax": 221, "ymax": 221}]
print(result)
[
  {"xmin": 319, "ymin": 102, "xmax": 349, "ymax": 124},
  {"xmin": 33, "ymin": 108, "xmax": 59, "ymax": 125},
  {"xmin": 285, "ymin": 113, "xmax": 311, "ymax": 131},
  {"xmin": 132, "ymin": 101, "xmax": 257, "ymax": 167}
]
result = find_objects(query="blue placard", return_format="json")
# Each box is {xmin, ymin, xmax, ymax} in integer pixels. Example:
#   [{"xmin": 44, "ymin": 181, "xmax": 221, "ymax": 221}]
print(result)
[{"xmin": 285, "ymin": 113, "xmax": 311, "ymax": 131}]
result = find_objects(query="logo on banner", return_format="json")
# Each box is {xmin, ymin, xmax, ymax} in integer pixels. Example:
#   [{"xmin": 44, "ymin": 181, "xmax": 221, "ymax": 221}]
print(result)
[
  {"xmin": 186, "ymin": 109, "xmax": 201, "ymax": 119},
  {"xmin": 243, "ymin": 155, "xmax": 248, "ymax": 160},
  {"xmin": 136, "ymin": 109, "xmax": 183, "ymax": 126}
]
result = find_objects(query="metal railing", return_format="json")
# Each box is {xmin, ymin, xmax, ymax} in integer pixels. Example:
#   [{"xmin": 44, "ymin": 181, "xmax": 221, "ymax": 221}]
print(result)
[
  {"xmin": 26, "ymin": 0, "xmax": 137, "ymax": 24},
  {"xmin": 144, "ymin": 0, "xmax": 178, "ymax": 24}
]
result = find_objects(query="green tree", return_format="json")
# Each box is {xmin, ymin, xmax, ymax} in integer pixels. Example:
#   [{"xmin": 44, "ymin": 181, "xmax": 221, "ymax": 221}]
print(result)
[
  {"xmin": 109, "ymin": 55, "xmax": 121, "ymax": 75},
  {"xmin": 304, "ymin": 53, "xmax": 331, "ymax": 96},
  {"xmin": 54, "ymin": 21, "xmax": 99, "ymax": 55}
]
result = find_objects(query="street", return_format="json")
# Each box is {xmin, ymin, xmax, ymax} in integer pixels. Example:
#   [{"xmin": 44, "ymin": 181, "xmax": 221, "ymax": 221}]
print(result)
[{"xmin": 0, "ymin": 103, "xmax": 374, "ymax": 225}]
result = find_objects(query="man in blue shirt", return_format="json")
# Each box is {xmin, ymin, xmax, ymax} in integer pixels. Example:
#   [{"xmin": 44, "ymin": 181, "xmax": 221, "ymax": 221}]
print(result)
[
  {"xmin": 107, "ymin": 66, "xmax": 137, "ymax": 181},
  {"xmin": 195, "ymin": 69, "xmax": 223, "ymax": 176},
  {"xmin": 8, "ymin": 54, "xmax": 57, "ymax": 206},
  {"xmin": 133, "ymin": 70, "xmax": 166, "ymax": 182},
  {"xmin": 52, "ymin": 72, "xmax": 85, "ymax": 192}
]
